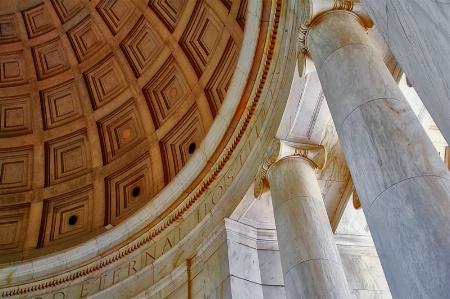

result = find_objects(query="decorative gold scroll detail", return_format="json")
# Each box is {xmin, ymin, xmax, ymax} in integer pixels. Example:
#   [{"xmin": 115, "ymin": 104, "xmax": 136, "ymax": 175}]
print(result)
[
  {"xmin": 254, "ymin": 139, "xmax": 282, "ymax": 198},
  {"xmin": 352, "ymin": 189, "xmax": 361, "ymax": 209},
  {"xmin": 333, "ymin": 1, "xmax": 354, "ymax": 11},
  {"xmin": 298, "ymin": 0, "xmax": 358, "ymax": 77},
  {"xmin": 294, "ymin": 143, "xmax": 327, "ymax": 170},
  {"xmin": 297, "ymin": 0, "xmax": 311, "ymax": 76}
]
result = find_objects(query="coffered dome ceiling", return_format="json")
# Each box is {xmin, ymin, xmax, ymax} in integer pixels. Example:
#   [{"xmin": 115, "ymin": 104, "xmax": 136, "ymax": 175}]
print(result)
[{"xmin": 0, "ymin": 0, "xmax": 248, "ymax": 261}]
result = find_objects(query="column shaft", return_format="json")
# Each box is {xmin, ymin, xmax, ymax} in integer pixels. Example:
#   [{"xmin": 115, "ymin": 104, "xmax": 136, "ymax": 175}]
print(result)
[
  {"xmin": 306, "ymin": 11, "xmax": 450, "ymax": 298},
  {"xmin": 267, "ymin": 156, "xmax": 350, "ymax": 299},
  {"xmin": 360, "ymin": 0, "xmax": 450, "ymax": 144}
]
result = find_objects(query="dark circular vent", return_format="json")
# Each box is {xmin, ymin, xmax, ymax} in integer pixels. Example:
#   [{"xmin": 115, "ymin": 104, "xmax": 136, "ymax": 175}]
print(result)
[
  {"xmin": 188, "ymin": 142, "xmax": 196, "ymax": 154},
  {"xmin": 132, "ymin": 186, "xmax": 141, "ymax": 197},
  {"xmin": 68, "ymin": 215, "xmax": 78, "ymax": 226}
]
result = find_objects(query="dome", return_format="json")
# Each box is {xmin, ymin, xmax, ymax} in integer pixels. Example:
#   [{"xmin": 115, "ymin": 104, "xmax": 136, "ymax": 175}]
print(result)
[{"xmin": 0, "ymin": 0, "xmax": 250, "ymax": 260}]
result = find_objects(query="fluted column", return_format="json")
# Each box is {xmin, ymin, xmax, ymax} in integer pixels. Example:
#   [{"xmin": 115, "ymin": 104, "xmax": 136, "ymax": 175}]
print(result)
[
  {"xmin": 305, "ymin": 10, "xmax": 450, "ymax": 298},
  {"xmin": 255, "ymin": 141, "xmax": 350, "ymax": 299}
]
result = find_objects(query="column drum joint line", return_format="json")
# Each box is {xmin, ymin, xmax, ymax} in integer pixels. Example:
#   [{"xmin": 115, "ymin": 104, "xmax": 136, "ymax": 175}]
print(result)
[
  {"xmin": 366, "ymin": 174, "xmax": 450, "ymax": 217},
  {"xmin": 336, "ymin": 97, "xmax": 404, "ymax": 135},
  {"xmin": 315, "ymin": 42, "xmax": 374, "ymax": 75},
  {"xmin": 284, "ymin": 258, "xmax": 346, "ymax": 279}
]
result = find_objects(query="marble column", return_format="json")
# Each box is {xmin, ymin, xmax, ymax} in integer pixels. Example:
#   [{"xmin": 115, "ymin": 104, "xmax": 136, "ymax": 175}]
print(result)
[
  {"xmin": 360, "ymin": 0, "xmax": 450, "ymax": 144},
  {"xmin": 255, "ymin": 141, "xmax": 350, "ymax": 299},
  {"xmin": 305, "ymin": 10, "xmax": 450, "ymax": 298}
]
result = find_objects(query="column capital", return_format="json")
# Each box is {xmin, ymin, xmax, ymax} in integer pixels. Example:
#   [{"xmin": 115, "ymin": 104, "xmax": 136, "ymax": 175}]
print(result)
[
  {"xmin": 297, "ymin": 1, "xmax": 372, "ymax": 77},
  {"xmin": 254, "ymin": 140, "xmax": 326, "ymax": 198}
]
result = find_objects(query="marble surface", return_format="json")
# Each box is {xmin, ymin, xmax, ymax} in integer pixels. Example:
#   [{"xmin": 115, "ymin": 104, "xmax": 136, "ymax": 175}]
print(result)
[
  {"xmin": 230, "ymin": 185, "xmax": 277, "ymax": 230},
  {"xmin": 283, "ymin": 259, "xmax": 349, "ymax": 299},
  {"xmin": 204, "ymin": 276, "xmax": 232, "ymax": 299},
  {"xmin": 227, "ymin": 240, "xmax": 262, "ymax": 284},
  {"xmin": 203, "ymin": 236, "xmax": 230, "ymax": 298},
  {"xmin": 368, "ymin": 175, "xmax": 450, "ymax": 298},
  {"xmin": 268, "ymin": 156, "xmax": 350, "ymax": 298},
  {"xmin": 306, "ymin": 11, "xmax": 370, "ymax": 74},
  {"xmin": 307, "ymin": 10, "xmax": 450, "ymax": 298},
  {"xmin": 229, "ymin": 276, "xmax": 264, "ymax": 299},
  {"xmin": 201, "ymin": 218, "xmax": 286, "ymax": 299},
  {"xmin": 276, "ymin": 71, "xmax": 331, "ymax": 145},
  {"xmin": 258, "ymin": 249, "xmax": 284, "ymax": 286},
  {"xmin": 0, "ymin": 2, "xmax": 412, "ymax": 298},
  {"xmin": 361, "ymin": 0, "xmax": 450, "ymax": 144},
  {"xmin": 335, "ymin": 195, "xmax": 370, "ymax": 237},
  {"xmin": 313, "ymin": 44, "xmax": 406, "ymax": 133},
  {"xmin": 335, "ymin": 195, "xmax": 391, "ymax": 299},
  {"xmin": 367, "ymin": 27, "xmax": 402, "ymax": 83}
]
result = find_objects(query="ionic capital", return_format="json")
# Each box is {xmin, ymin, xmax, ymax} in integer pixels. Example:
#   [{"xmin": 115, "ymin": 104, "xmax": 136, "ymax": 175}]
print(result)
[
  {"xmin": 297, "ymin": 0, "xmax": 372, "ymax": 77},
  {"xmin": 254, "ymin": 140, "xmax": 327, "ymax": 198}
]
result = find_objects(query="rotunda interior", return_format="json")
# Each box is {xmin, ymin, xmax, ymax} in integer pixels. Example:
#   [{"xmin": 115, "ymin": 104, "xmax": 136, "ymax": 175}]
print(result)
[
  {"xmin": 0, "ymin": 0, "xmax": 448, "ymax": 298},
  {"xmin": 0, "ymin": 0, "xmax": 250, "ymax": 259}
]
